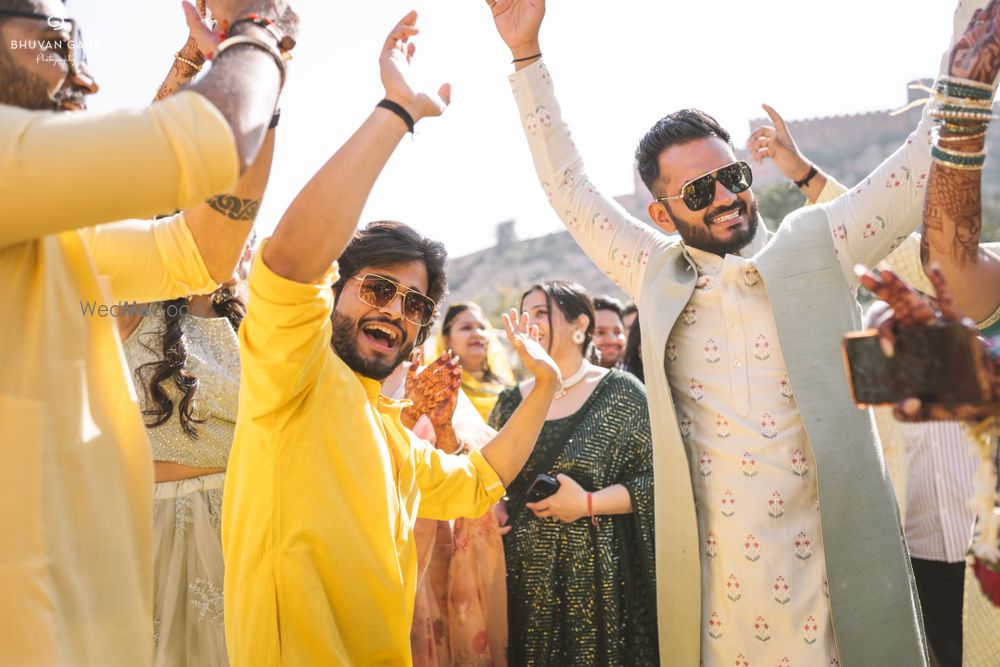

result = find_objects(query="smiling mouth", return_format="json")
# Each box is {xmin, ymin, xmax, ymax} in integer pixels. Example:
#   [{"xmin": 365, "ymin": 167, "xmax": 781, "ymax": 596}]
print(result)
[
  {"xmin": 708, "ymin": 204, "xmax": 746, "ymax": 227},
  {"xmin": 360, "ymin": 321, "xmax": 403, "ymax": 354}
]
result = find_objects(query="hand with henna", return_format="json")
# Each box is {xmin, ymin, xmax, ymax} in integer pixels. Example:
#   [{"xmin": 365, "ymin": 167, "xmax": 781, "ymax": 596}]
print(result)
[
  {"xmin": 949, "ymin": 0, "xmax": 1000, "ymax": 84},
  {"xmin": 855, "ymin": 263, "xmax": 1000, "ymax": 422},
  {"xmin": 401, "ymin": 350, "xmax": 463, "ymax": 435}
]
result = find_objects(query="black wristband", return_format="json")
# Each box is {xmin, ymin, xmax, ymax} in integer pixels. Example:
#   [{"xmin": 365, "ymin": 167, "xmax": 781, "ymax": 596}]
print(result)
[
  {"xmin": 512, "ymin": 53, "xmax": 542, "ymax": 63},
  {"xmin": 376, "ymin": 99, "xmax": 415, "ymax": 133},
  {"xmin": 794, "ymin": 164, "xmax": 818, "ymax": 188},
  {"xmin": 268, "ymin": 108, "xmax": 281, "ymax": 129}
]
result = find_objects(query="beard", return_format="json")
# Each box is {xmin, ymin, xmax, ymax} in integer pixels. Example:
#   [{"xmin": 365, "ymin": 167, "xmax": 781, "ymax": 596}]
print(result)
[
  {"xmin": 330, "ymin": 311, "xmax": 414, "ymax": 381},
  {"xmin": 670, "ymin": 198, "xmax": 761, "ymax": 257},
  {"xmin": 0, "ymin": 48, "xmax": 58, "ymax": 110}
]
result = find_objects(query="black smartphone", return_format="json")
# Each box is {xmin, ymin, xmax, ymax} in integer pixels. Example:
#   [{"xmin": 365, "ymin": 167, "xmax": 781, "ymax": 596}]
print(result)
[
  {"xmin": 525, "ymin": 473, "xmax": 560, "ymax": 502},
  {"xmin": 842, "ymin": 323, "xmax": 993, "ymax": 406}
]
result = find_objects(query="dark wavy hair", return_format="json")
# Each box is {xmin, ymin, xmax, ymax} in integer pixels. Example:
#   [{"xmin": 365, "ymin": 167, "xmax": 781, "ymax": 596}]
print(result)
[
  {"xmin": 442, "ymin": 302, "xmax": 507, "ymax": 385},
  {"xmin": 332, "ymin": 220, "xmax": 448, "ymax": 346},
  {"xmin": 635, "ymin": 108, "xmax": 732, "ymax": 196},
  {"xmin": 134, "ymin": 286, "xmax": 245, "ymax": 439},
  {"xmin": 520, "ymin": 280, "xmax": 597, "ymax": 363},
  {"xmin": 622, "ymin": 315, "xmax": 644, "ymax": 383}
]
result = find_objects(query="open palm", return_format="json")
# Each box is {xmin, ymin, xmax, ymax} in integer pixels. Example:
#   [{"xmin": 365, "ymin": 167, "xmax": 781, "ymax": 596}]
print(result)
[
  {"xmin": 380, "ymin": 11, "xmax": 451, "ymax": 122},
  {"xmin": 490, "ymin": 0, "xmax": 546, "ymax": 55}
]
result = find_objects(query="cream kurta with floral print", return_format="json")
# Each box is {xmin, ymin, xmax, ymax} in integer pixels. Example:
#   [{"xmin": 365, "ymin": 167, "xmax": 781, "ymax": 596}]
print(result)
[{"xmin": 670, "ymin": 243, "xmax": 839, "ymax": 666}]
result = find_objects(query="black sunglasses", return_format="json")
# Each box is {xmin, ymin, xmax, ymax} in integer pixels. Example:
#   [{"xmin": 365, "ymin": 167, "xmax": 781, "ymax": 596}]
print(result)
[
  {"xmin": 353, "ymin": 274, "xmax": 436, "ymax": 326},
  {"xmin": 0, "ymin": 11, "xmax": 86, "ymax": 75},
  {"xmin": 655, "ymin": 160, "xmax": 753, "ymax": 212}
]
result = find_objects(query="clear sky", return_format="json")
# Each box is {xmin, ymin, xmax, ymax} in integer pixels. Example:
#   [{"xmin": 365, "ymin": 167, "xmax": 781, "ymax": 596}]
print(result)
[{"xmin": 75, "ymin": 0, "xmax": 956, "ymax": 257}]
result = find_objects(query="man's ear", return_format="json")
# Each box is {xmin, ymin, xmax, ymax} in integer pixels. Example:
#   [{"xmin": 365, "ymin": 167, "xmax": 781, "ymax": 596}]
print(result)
[{"xmin": 648, "ymin": 200, "xmax": 677, "ymax": 234}]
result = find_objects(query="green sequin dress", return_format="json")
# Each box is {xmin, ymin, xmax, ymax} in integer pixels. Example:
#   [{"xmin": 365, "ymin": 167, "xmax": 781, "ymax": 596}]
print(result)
[{"xmin": 489, "ymin": 369, "xmax": 658, "ymax": 666}]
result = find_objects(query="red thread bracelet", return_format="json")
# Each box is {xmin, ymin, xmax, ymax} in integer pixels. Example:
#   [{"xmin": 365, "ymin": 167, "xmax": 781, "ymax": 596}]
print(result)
[{"xmin": 587, "ymin": 492, "xmax": 598, "ymax": 528}]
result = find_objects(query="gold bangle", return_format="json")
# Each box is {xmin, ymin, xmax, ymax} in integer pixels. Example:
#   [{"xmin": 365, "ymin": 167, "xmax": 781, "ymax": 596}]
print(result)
[{"xmin": 174, "ymin": 52, "xmax": 204, "ymax": 72}]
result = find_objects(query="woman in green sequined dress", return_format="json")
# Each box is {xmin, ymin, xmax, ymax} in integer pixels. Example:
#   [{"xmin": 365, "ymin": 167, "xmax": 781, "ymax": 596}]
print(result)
[{"xmin": 489, "ymin": 281, "xmax": 658, "ymax": 666}]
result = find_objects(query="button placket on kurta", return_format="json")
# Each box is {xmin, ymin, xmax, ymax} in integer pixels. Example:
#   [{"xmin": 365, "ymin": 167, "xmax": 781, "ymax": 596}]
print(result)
[{"xmin": 669, "ymin": 245, "xmax": 838, "ymax": 666}]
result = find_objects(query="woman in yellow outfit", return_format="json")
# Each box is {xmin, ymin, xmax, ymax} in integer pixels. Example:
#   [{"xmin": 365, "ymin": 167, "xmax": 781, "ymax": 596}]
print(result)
[{"xmin": 438, "ymin": 303, "xmax": 515, "ymax": 422}]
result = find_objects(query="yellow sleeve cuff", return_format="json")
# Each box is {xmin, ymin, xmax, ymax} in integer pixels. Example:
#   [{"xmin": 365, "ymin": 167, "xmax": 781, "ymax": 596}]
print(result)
[{"xmin": 467, "ymin": 449, "xmax": 506, "ymax": 503}]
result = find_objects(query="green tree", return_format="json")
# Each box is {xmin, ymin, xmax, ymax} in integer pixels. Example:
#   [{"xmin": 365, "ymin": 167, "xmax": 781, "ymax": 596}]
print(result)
[{"xmin": 755, "ymin": 183, "xmax": 807, "ymax": 231}]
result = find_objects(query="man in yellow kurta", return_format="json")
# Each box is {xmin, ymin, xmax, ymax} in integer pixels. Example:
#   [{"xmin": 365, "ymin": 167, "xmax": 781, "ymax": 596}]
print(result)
[
  {"xmin": 222, "ymin": 13, "xmax": 560, "ymax": 666},
  {"xmin": 0, "ymin": 1, "xmax": 293, "ymax": 664}
]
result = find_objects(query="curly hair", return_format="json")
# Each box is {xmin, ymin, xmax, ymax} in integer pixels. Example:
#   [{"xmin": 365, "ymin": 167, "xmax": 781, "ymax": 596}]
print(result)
[{"xmin": 133, "ymin": 286, "xmax": 245, "ymax": 439}]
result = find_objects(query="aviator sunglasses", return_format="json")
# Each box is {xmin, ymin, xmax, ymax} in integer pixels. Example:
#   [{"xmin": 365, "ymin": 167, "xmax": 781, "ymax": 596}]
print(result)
[
  {"xmin": 655, "ymin": 160, "xmax": 753, "ymax": 212},
  {"xmin": 353, "ymin": 274, "xmax": 436, "ymax": 326}
]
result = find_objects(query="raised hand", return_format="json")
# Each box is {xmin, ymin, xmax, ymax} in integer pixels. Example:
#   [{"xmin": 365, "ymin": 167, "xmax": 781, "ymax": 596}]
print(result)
[
  {"xmin": 502, "ymin": 309, "xmax": 560, "ymax": 388},
  {"xmin": 488, "ymin": 0, "xmax": 546, "ymax": 59},
  {"xmin": 380, "ymin": 11, "xmax": 452, "ymax": 124},
  {"xmin": 950, "ymin": 0, "xmax": 1000, "ymax": 84},
  {"xmin": 746, "ymin": 104, "xmax": 812, "ymax": 183},
  {"xmin": 206, "ymin": 0, "xmax": 300, "ymax": 39},
  {"xmin": 403, "ymin": 350, "xmax": 463, "ymax": 430}
]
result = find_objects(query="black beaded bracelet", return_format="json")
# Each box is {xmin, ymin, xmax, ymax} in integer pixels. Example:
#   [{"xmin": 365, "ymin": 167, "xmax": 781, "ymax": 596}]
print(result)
[
  {"xmin": 794, "ymin": 164, "xmax": 818, "ymax": 189},
  {"xmin": 376, "ymin": 99, "xmax": 415, "ymax": 133}
]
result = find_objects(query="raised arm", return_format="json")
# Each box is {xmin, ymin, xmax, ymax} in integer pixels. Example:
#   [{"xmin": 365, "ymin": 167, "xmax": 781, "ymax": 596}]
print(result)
[
  {"xmin": 486, "ymin": 0, "xmax": 664, "ymax": 301},
  {"xmin": 262, "ymin": 11, "xmax": 450, "ymax": 283},
  {"xmin": 826, "ymin": 0, "xmax": 998, "ymax": 286},
  {"xmin": 919, "ymin": 1, "xmax": 1000, "ymax": 321},
  {"xmin": 746, "ymin": 104, "xmax": 847, "ymax": 204}
]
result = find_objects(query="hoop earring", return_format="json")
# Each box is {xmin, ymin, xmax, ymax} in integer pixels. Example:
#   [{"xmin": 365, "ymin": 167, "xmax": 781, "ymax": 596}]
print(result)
[{"xmin": 571, "ymin": 330, "xmax": 586, "ymax": 345}]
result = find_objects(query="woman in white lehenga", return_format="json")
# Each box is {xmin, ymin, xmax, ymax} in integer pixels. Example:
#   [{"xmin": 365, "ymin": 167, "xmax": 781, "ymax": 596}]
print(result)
[{"xmin": 121, "ymin": 272, "xmax": 247, "ymax": 667}]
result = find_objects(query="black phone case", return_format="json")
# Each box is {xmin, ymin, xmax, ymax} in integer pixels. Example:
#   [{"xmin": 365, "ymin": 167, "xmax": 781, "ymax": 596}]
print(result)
[{"xmin": 525, "ymin": 473, "xmax": 560, "ymax": 502}]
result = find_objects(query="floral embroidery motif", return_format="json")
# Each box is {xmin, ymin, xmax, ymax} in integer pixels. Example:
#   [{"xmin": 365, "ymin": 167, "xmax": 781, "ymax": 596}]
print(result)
[
  {"xmin": 535, "ymin": 105, "xmax": 552, "ymax": 128},
  {"xmin": 689, "ymin": 378, "xmax": 705, "ymax": 401},
  {"xmin": 706, "ymin": 531, "xmax": 718, "ymax": 558},
  {"xmin": 779, "ymin": 659, "xmax": 791, "ymax": 667},
  {"xmin": 524, "ymin": 113, "xmax": 538, "ymax": 135},
  {"xmin": 540, "ymin": 62, "xmax": 551, "ymax": 85},
  {"xmin": 542, "ymin": 182, "xmax": 553, "ymax": 200},
  {"xmin": 832, "ymin": 222, "xmax": 847, "ymax": 241},
  {"xmin": 754, "ymin": 615, "xmax": 771, "ymax": 642},
  {"xmin": 561, "ymin": 168, "xmax": 575, "ymax": 188},
  {"xmin": 721, "ymin": 490, "xmax": 736, "ymax": 517},
  {"xmin": 791, "ymin": 449, "xmax": 809, "ymax": 477},
  {"xmin": 704, "ymin": 338, "xmax": 721, "ymax": 363},
  {"xmin": 593, "ymin": 213, "xmax": 612, "ymax": 230},
  {"xmin": 725, "ymin": 573, "xmax": 742, "ymax": 601},
  {"xmin": 611, "ymin": 248, "xmax": 632, "ymax": 270},
  {"xmin": 885, "ymin": 166, "xmax": 910, "ymax": 188},
  {"xmin": 696, "ymin": 275, "xmax": 715, "ymax": 291},
  {"xmin": 794, "ymin": 532, "xmax": 813, "ymax": 560},
  {"xmin": 863, "ymin": 215, "xmax": 886, "ymax": 239},
  {"xmin": 175, "ymin": 495, "xmax": 193, "ymax": 538},
  {"xmin": 565, "ymin": 210, "xmax": 581, "ymax": 231},
  {"xmin": 207, "ymin": 488, "xmax": 224, "ymax": 534},
  {"xmin": 188, "ymin": 577, "xmax": 224, "ymax": 624},
  {"xmin": 760, "ymin": 412, "xmax": 778, "ymax": 440},
  {"xmin": 708, "ymin": 611, "xmax": 723, "ymax": 639},
  {"xmin": 743, "ymin": 266, "xmax": 761, "ymax": 288},
  {"xmin": 666, "ymin": 339, "xmax": 679, "ymax": 364},
  {"xmin": 744, "ymin": 533, "xmax": 761, "ymax": 562},
  {"xmin": 754, "ymin": 334, "xmax": 771, "ymax": 361},
  {"xmin": 682, "ymin": 306, "xmax": 697, "ymax": 326},
  {"xmin": 716, "ymin": 414, "xmax": 731, "ymax": 439},
  {"xmin": 780, "ymin": 375, "xmax": 793, "ymax": 400},
  {"xmin": 699, "ymin": 450, "xmax": 713, "ymax": 477},
  {"xmin": 734, "ymin": 653, "xmax": 749, "ymax": 667},
  {"xmin": 638, "ymin": 251, "xmax": 650, "ymax": 266},
  {"xmin": 768, "ymin": 491, "xmax": 785, "ymax": 519},
  {"xmin": 803, "ymin": 615, "xmax": 819, "ymax": 644},
  {"xmin": 679, "ymin": 415, "xmax": 693, "ymax": 441},
  {"xmin": 774, "ymin": 576, "xmax": 791, "ymax": 604},
  {"xmin": 915, "ymin": 172, "xmax": 927, "ymax": 189},
  {"xmin": 741, "ymin": 451, "xmax": 758, "ymax": 477},
  {"xmin": 830, "ymin": 659, "xmax": 841, "ymax": 666}
]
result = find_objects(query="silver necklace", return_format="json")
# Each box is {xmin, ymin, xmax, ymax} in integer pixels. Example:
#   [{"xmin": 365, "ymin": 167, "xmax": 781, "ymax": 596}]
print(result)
[{"xmin": 554, "ymin": 360, "xmax": 590, "ymax": 399}]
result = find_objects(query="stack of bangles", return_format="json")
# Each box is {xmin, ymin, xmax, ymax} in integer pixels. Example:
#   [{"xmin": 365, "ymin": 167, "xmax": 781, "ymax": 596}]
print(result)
[{"xmin": 929, "ymin": 75, "xmax": 997, "ymax": 170}]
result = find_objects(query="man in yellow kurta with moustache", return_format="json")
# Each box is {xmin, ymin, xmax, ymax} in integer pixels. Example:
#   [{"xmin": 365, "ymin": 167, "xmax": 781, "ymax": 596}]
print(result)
[
  {"xmin": 0, "ymin": 1, "xmax": 296, "ymax": 664},
  {"xmin": 222, "ymin": 12, "xmax": 561, "ymax": 666}
]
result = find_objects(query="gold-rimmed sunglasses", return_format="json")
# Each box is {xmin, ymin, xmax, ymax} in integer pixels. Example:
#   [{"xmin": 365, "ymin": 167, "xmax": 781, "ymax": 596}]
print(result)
[
  {"xmin": 655, "ymin": 160, "xmax": 753, "ymax": 212},
  {"xmin": 353, "ymin": 274, "xmax": 436, "ymax": 326}
]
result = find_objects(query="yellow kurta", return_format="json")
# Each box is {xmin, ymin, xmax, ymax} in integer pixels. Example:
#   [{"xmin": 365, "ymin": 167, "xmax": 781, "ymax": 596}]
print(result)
[
  {"xmin": 0, "ymin": 93, "xmax": 238, "ymax": 666},
  {"xmin": 223, "ymin": 246, "xmax": 506, "ymax": 666}
]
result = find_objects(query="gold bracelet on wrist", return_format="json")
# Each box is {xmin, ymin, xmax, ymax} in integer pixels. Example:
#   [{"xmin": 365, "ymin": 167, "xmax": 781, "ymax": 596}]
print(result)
[{"xmin": 174, "ymin": 52, "xmax": 204, "ymax": 72}]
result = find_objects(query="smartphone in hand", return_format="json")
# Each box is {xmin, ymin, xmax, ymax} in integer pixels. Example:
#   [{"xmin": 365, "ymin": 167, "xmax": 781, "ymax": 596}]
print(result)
[
  {"xmin": 842, "ymin": 323, "xmax": 993, "ymax": 407},
  {"xmin": 525, "ymin": 473, "xmax": 560, "ymax": 502}
]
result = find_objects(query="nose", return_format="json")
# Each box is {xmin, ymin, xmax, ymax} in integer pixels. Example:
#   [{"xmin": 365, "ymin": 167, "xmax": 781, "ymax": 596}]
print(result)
[
  {"xmin": 378, "ymin": 292, "xmax": 406, "ymax": 320},
  {"xmin": 714, "ymin": 178, "xmax": 738, "ymax": 207},
  {"xmin": 70, "ymin": 63, "xmax": 99, "ymax": 95}
]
